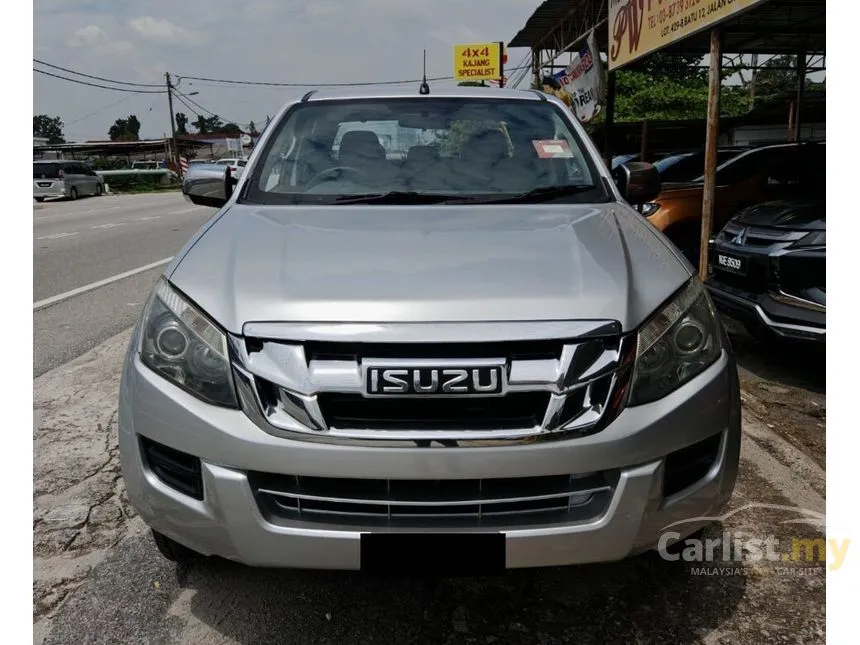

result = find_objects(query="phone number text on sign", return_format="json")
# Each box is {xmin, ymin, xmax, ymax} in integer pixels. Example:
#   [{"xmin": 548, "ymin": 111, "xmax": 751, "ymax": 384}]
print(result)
[
  {"xmin": 609, "ymin": 0, "xmax": 766, "ymax": 70},
  {"xmin": 647, "ymin": 0, "xmax": 704, "ymax": 28}
]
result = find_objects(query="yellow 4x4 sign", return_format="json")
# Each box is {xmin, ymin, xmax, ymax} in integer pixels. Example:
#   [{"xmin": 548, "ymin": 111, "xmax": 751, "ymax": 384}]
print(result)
[{"xmin": 454, "ymin": 43, "xmax": 504, "ymax": 81}]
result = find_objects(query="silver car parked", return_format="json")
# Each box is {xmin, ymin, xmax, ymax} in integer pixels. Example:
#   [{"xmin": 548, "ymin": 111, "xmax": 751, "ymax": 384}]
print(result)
[
  {"xmin": 34, "ymin": 160, "xmax": 105, "ymax": 202},
  {"xmin": 119, "ymin": 86, "xmax": 741, "ymax": 573}
]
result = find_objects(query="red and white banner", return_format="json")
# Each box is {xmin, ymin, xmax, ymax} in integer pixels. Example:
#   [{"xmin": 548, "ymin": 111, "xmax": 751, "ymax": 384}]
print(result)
[{"xmin": 554, "ymin": 30, "xmax": 604, "ymax": 123}]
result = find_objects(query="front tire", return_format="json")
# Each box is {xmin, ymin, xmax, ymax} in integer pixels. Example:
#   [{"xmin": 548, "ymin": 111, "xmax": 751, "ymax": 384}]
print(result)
[
  {"xmin": 96, "ymin": 183, "xmax": 103, "ymax": 196},
  {"xmin": 68, "ymin": 187, "xmax": 78, "ymax": 201},
  {"xmin": 151, "ymin": 529, "xmax": 202, "ymax": 564},
  {"xmin": 35, "ymin": 197, "xmax": 45, "ymax": 203}
]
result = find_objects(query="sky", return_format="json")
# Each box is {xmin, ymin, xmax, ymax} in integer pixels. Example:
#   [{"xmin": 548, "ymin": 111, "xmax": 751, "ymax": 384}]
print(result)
[{"xmin": 33, "ymin": 0, "xmax": 542, "ymax": 142}]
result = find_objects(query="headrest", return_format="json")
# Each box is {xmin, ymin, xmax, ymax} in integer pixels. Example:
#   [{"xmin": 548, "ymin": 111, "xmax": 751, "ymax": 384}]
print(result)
[
  {"xmin": 463, "ymin": 129, "xmax": 510, "ymax": 163},
  {"xmin": 339, "ymin": 130, "xmax": 385, "ymax": 162},
  {"xmin": 407, "ymin": 145, "xmax": 440, "ymax": 164}
]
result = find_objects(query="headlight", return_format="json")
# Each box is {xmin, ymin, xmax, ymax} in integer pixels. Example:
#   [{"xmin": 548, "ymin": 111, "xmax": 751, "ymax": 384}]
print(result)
[
  {"xmin": 140, "ymin": 279, "xmax": 237, "ymax": 407},
  {"xmin": 639, "ymin": 203, "xmax": 661, "ymax": 217},
  {"xmin": 629, "ymin": 278, "xmax": 722, "ymax": 406},
  {"xmin": 791, "ymin": 230, "xmax": 825, "ymax": 248}
]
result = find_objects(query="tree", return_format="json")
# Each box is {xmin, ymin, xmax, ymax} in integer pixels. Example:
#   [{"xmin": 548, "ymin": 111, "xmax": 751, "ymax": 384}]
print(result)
[
  {"xmin": 192, "ymin": 114, "xmax": 208, "ymax": 134},
  {"xmin": 108, "ymin": 114, "xmax": 141, "ymax": 141},
  {"xmin": 737, "ymin": 55, "xmax": 826, "ymax": 109},
  {"xmin": 175, "ymin": 112, "xmax": 189, "ymax": 136},
  {"xmin": 248, "ymin": 120, "xmax": 258, "ymax": 135},
  {"xmin": 221, "ymin": 122, "xmax": 242, "ymax": 135},
  {"xmin": 192, "ymin": 114, "xmax": 224, "ymax": 134},
  {"xmin": 458, "ymin": 80, "xmax": 487, "ymax": 87},
  {"xmin": 610, "ymin": 71, "xmax": 749, "ymax": 122},
  {"xmin": 33, "ymin": 115, "xmax": 65, "ymax": 143},
  {"xmin": 627, "ymin": 52, "xmax": 707, "ymax": 84}
]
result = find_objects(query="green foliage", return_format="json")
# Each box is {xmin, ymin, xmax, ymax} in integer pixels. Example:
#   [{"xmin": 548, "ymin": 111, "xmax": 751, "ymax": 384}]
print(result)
[
  {"xmin": 613, "ymin": 70, "xmax": 750, "ymax": 122},
  {"xmin": 88, "ymin": 157, "xmax": 127, "ymax": 171},
  {"xmin": 221, "ymin": 122, "xmax": 242, "ymax": 135},
  {"xmin": 193, "ymin": 114, "xmax": 224, "ymax": 134},
  {"xmin": 595, "ymin": 54, "xmax": 825, "ymax": 125},
  {"xmin": 579, "ymin": 60, "xmax": 748, "ymax": 128},
  {"xmin": 108, "ymin": 114, "xmax": 141, "ymax": 141},
  {"xmin": 626, "ymin": 53, "xmax": 707, "ymax": 84},
  {"xmin": 248, "ymin": 120, "xmax": 258, "ymax": 135},
  {"xmin": 34, "ymin": 115, "xmax": 65, "ymax": 143},
  {"xmin": 739, "ymin": 55, "xmax": 826, "ymax": 108},
  {"xmin": 458, "ymin": 81, "xmax": 488, "ymax": 87},
  {"xmin": 105, "ymin": 173, "xmax": 179, "ymax": 192}
]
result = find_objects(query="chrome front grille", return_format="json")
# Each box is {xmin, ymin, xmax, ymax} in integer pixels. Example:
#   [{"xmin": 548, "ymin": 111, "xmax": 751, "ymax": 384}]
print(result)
[
  {"xmin": 230, "ymin": 320, "xmax": 634, "ymax": 445},
  {"xmin": 250, "ymin": 470, "xmax": 618, "ymax": 527},
  {"xmin": 718, "ymin": 222, "xmax": 807, "ymax": 248},
  {"xmin": 316, "ymin": 392, "xmax": 551, "ymax": 431}
]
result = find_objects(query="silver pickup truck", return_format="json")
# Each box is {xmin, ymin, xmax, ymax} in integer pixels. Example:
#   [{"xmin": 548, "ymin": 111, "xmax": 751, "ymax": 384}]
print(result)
[{"xmin": 118, "ymin": 86, "xmax": 741, "ymax": 574}]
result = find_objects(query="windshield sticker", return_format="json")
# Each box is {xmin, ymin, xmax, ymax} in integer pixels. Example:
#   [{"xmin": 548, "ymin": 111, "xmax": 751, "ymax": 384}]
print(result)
[{"xmin": 533, "ymin": 139, "xmax": 573, "ymax": 159}]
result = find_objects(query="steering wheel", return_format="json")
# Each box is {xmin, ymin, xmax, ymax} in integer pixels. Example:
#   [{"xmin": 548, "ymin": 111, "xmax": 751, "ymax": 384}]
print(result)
[{"xmin": 305, "ymin": 165, "xmax": 367, "ymax": 190}]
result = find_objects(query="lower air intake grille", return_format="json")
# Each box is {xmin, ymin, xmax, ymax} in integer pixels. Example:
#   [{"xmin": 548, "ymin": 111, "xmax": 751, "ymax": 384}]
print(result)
[
  {"xmin": 663, "ymin": 432, "xmax": 722, "ymax": 497},
  {"xmin": 140, "ymin": 436, "xmax": 204, "ymax": 500},
  {"xmin": 250, "ymin": 470, "xmax": 618, "ymax": 527}
]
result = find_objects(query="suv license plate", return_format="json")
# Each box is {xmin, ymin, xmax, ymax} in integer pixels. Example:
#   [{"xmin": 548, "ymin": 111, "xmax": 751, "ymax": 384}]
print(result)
[
  {"xmin": 360, "ymin": 533, "xmax": 505, "ymax": 574},
  {"xmin": 716, "ymin": 252, "xmax": 745, "ymax": 274}
]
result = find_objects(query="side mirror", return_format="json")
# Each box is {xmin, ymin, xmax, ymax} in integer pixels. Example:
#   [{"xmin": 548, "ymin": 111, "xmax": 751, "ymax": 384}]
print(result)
[
  {"xmin": 612, "ymin": 161, "xmax": 661, "ymax": 205},
  {"xmin": 182, "ymin": 164, "xmax": 237, "ymax": 208}
]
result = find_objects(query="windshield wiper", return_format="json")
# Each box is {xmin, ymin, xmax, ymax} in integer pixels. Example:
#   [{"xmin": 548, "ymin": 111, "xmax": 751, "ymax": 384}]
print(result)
[
  {"xmin": 332, "ymin": 191, "xmax": 455, "ymax": 205},
  {"xmin": 450, "ymin": 184, "xmax": 599, "ymax": 205}
]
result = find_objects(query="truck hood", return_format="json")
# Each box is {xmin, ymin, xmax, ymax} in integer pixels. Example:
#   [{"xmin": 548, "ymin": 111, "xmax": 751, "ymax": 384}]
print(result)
[
  {"xmin": 168, "ymin": 203, "xmax": 691, "ymax": 334},
  {"xmin": 732, "ymin": 199, "xmax": 825, "ymax": 231}
]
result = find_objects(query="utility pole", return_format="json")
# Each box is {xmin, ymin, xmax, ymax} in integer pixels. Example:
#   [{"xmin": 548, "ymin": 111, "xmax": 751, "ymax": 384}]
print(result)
[
  {"xmin": 498, "ymin": 41, "xmax": 505, "ymax": 88},
  {"xmin": 748, "ymin": 53, "xmax": 759, "ymax": 111},
  {"xmin": 165, "ymin": 72, "xmax": 179, "ymax": 175}
]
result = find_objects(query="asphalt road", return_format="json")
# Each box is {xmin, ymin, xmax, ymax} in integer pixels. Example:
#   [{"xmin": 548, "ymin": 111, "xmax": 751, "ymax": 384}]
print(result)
[{"xmin": 33, "ymin": 193, "xmax": 216, "ymax": 377}]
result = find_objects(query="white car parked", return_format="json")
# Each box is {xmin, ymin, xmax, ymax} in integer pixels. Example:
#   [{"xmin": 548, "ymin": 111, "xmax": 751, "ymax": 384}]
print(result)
[{"xmin": 215, "ymin": 158, "xmax": 247, "ymax": 178}]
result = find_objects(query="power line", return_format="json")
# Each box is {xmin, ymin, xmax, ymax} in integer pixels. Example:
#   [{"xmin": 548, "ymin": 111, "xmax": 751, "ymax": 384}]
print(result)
[
  {"xmin": 33, "ymin": 59, "xmax": 164, "ymax": 88},
  {"xmin": 176, "ymin": 74, "xmax": 451, "ymax": 87},
  {"xmin": 174, "ymin": 65, "xmax": 533, "ymax": 89},
  {"xmin": 65, "ymin": 93, "xmax": 137, "ymax": 125},
  {"xmin": 172, "ymin": 92, "xmax": 211, "ymax": 124},
  {"xmin": 173, "ymin": 91, "xmax": 244, "ymax": 130},
  {"xmin": 174, "ymin": 89, "xmax": 217, "ymax": 117},
  {"xmin": 174, "ymin": 90, "xmax": 254, "ymax": 129},
  {"xmin": 34, "ymin": 68, "xmax": 167, "ymax": 93},
  {"xmin": 508, "ymin": 51, "xmax": 534, "ymax": 89}
]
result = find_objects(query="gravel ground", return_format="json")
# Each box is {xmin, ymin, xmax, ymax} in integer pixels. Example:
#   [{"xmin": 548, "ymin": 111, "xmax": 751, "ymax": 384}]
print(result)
[{"xmin": 725, "ymin": 318, "xmax": 826, "ymax": 469}]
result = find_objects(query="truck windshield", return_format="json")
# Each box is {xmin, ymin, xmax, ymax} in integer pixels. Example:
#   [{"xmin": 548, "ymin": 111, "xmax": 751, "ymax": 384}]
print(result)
[{"xmin": 243, "ymin": 97, "xmax": 607, "ymax": 205}]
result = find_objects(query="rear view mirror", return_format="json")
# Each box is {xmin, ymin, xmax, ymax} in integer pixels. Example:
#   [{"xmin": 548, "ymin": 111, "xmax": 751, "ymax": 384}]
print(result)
[
  {"xmin": 182, "ymin": 164, "xmax": 236, "ymax": 208},
  {"xmin": 612, "ymin": 161, "xmax": 661, "ymax": 205}
]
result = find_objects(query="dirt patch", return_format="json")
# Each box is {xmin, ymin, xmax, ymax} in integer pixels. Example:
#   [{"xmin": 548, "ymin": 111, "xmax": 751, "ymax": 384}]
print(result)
[
  {"xmin": 725, "ymin": 318, "xmax": 826, "ymax": 470},
  {"xmin": 33, "ymin": 329, "xmax": 145, "ymax": 642}
]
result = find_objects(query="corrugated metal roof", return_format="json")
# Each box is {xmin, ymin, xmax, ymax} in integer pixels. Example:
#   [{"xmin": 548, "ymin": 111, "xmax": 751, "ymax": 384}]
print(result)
[
  {"xmin": 509, "ymin": 0, "xmax": 601, "ymax": 50},
  {"xmin": 33, "ymin": 138, "xmax": 211, "ymax": 155}
]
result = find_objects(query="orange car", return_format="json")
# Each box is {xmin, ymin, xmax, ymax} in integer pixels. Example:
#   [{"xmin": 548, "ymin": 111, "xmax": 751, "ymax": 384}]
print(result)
[{"xmin": 640, "ymin": 142, "xmax": 825, "ymax": 265}]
